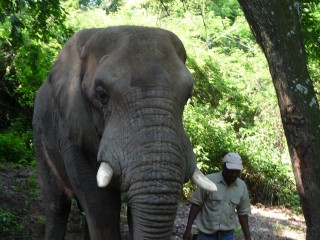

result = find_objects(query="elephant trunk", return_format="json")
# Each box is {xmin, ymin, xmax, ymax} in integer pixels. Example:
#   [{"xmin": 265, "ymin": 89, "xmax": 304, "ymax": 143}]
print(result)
[
  {"xmin": 128, "ymin": 201, "xmax": 179, "ymax": 240},
  {"xmin": 126, "ymin": 169, "xmax": 182, "ymax": 240},
  {"xmin": 122, "ymin": 129, "xmax": 185, "ymax": 239}
]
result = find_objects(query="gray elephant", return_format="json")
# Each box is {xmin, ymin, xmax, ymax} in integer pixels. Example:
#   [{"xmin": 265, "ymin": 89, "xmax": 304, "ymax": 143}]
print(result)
[{"xmin": 32, "ymin": 26, "xmax": 216, "ymax": 240}]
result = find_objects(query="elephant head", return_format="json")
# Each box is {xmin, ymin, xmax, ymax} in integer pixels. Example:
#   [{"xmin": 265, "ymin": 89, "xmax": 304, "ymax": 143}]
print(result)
[{"xmin": 33, "ymin": 26, "xmax": 216, "ymax": 240}]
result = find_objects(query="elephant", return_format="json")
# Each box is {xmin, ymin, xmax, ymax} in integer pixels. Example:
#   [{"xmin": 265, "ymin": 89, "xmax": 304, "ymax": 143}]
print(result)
[{"xmin": 32, "ymin": 26, "xmax": 217, "ymax": 240}]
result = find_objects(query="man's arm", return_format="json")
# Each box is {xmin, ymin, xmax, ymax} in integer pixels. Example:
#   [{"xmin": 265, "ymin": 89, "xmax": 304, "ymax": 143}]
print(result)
[
  {"xmin": 238, "ymin": 214, "xmax": 251, "ymax": 240},
  {"xmin": 183, "ymin": 204, "xmax": 202, "ymax": 240}
]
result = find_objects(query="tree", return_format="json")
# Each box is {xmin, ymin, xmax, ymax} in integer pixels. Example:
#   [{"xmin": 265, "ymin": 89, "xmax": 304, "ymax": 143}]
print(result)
[
  {"xmin": 236, "ymin": 0, "xmax": 320, "ymax": 238},
  {"xmin": 0, "ymin": 0, "xmax": 69, "ymax": 130}
]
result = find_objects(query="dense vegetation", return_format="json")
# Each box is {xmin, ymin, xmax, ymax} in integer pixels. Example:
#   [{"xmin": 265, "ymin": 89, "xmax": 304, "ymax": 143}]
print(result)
[{"xmin": 0, "ymin": 0, "xmax": 319, "ymax": 220}]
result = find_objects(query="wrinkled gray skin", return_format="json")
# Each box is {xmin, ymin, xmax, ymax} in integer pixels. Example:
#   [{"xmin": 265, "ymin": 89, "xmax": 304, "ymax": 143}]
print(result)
[{"xmin": 33, "ymin": 26, "xmax": 197, "ymax": 240}]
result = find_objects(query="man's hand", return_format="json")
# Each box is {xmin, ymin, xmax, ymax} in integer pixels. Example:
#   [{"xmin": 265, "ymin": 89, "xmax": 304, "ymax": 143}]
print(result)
[
  {"xmin": 182, "ymin": 228, "xmax": 192, "ymax": 240},
  {"xmin": 238, "ymin": 214, "xmax": 251, "ymax": 240},
  {"xmin": 183, "ymin": 204, "xmax": 201, "ymax": 240}
]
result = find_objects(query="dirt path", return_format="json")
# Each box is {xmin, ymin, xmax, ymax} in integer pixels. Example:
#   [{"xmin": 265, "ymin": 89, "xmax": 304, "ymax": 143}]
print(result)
[
  {"xmin": 0, "ymin": 164, "xmax": 306, "ymax": 239},
  {"xmin": 239, "ymin": 205, "xmax": 305, "ymax": 240},
  {"xmin": 171, "ymin": 203, "xmax": 306, "ymax": 240}
]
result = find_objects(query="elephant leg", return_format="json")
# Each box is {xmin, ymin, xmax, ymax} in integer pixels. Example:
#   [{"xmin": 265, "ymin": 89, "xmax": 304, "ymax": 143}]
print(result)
[
  {"xmin": 38, "ymin": 161, "xmax": 71, "ymax": 240},
  {"xmin": 62, "ymin": 143, "xmax": 121, "ymax": 240},
  {"xmin": 44, "ymin": 192, "xmax": 71, "ymax": 240},
  {"xmin": 75, "ymin": 198, "xmax": 91, "ymax": 240},
  {"xmin": 79, "ymin": 190, "xmax": 121, "ymax": 240}
]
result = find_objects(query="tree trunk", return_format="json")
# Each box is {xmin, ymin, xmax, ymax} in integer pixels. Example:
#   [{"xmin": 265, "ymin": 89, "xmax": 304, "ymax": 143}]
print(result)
[{"xmin": 236, "ymin": 0, "xmax": 320, "ymax": 239}]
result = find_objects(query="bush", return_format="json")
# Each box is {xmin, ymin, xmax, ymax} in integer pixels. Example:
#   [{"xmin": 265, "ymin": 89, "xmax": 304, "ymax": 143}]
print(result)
[
  {"xmin": 0, "ymin": 131, "xmax": 34, "ymax": 166},
  {"xmin": 0, "ymin": 208, "xmax": 31, "ymax": 239}
]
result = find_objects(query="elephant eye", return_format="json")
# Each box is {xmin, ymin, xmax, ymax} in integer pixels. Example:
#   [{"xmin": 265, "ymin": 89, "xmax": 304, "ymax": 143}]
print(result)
[{"xmin": 95, "ymin": 86, "xmax": 109, "ymax": 105}]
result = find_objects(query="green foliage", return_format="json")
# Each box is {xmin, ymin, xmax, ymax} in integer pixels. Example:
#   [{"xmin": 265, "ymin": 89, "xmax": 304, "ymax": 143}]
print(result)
[
  {"xmin": 301, "ymin": 0, "xmax": 320, "ymax": 65},
  {"xmin": 207, "ymin": 0, "xmax": 242, "ymax": 23},
  {"xmin": 184, "ymin": 100, "xmax": 239, "ymax": 173},
  {"xmin": 0, "ymin": 0, "xmax": 68, "ymax": 46},
  {"xmin": 78, "ymin": 0, "xmax": 124, "ymax": 13},
  {"xmin": 0, "ymin": 208, "xmax": 31, "ymax": 239},
  {"xmin": 187, "ymin": 57, "xmax": 224, "ymax": 108},
  {"xmin": 301, "ymin": 0, "xmax": 320, "ymax": 95},
  {"xmin": 13, "ymin": 39, "xmax": 61, "ymax": 107},
  {"xmin": 0, "ymin": 0, "xmax": 72, "ymax": 131},
  {"xmin": 238, "ymin": 131, "xmax": 298, "ymax": 207},
  {"xmin": 0, "ymin": 130, "xmax": 34, "ymax": 167}
]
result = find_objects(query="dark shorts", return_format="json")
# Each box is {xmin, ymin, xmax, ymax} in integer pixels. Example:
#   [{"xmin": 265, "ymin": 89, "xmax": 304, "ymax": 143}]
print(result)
[{"xmin": 198, "ymin": 230, "xmax": 234, "ymax": 240}]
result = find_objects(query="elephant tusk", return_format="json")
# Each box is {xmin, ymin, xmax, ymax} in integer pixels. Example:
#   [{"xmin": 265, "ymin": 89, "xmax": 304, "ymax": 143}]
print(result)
[
  {"xmin": 97, "ymin": 162, "xmax": 113, "ymax": 187},
  {"xmin": 192, "ymin": 167, "xmax": 217, "ymax": 192}
]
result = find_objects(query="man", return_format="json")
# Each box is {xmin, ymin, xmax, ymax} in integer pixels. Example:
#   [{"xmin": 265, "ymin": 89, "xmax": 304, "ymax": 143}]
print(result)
[{"xmin": 183, "ymin": 152, "xmax": 251, "ymax": 240}]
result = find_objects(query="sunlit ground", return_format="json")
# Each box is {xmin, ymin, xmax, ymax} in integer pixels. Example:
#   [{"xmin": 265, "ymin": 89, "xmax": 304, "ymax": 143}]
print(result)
[{"xmin": 235, "ymin": 205, "xmax": 306, "ymax": 240}]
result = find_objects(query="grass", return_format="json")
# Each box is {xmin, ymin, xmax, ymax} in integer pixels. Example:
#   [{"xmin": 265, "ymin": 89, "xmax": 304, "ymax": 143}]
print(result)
[{"xmin": 0, "ymin": 208, "xmax": 32, "ymax": 239}]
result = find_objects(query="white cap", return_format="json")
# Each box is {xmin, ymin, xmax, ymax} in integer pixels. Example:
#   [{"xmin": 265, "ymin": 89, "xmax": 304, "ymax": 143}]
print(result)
[{"xmin": 223, "ymin": 152, "xmax": 243, "ymax": 170}]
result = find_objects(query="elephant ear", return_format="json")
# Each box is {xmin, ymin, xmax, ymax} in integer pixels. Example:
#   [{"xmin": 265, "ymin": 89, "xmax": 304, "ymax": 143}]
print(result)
[
  {"xmin": 168, "ymin": 31, "xmax": 187, "ymax": 63},
  {"xmin": 48, "ymin": 29, "xmax": 101, "ymax": 151}
]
